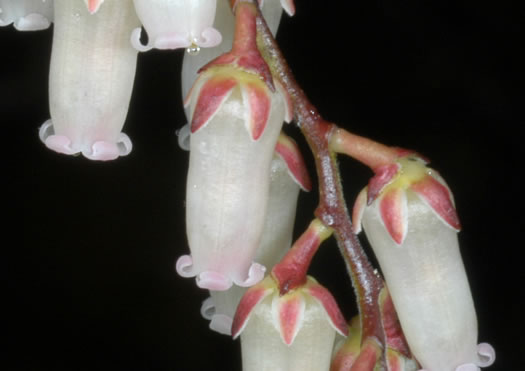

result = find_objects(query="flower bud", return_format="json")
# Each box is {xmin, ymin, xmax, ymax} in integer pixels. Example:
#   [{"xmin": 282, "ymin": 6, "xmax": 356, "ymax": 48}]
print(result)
[
  {"xmin": 39, "ymin": 0, "xmax": 139, "ymax": 160},
  {"xmin": 353, "ymin": 155, "xmax": 495, "ymax": 371}
]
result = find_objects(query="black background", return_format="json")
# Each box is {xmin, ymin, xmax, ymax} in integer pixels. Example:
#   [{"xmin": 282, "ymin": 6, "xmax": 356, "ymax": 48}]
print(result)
[{"xmin": 2, "ymin": 1, "xmax": 524, "ymax": 370}]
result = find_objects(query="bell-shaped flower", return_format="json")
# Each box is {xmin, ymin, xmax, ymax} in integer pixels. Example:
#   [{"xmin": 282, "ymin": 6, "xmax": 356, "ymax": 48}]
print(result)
[
  {"xmin": 232, "ymin": 275, "xmax": 348, "ymax": 371},
  {"xmin": 176, "ymin": 1, "xmax": 292, "ymax": 291},
  {"xmin": 0, "ymin": 0, "xmax": 54, "ymax": 30},
  {"xmin": 38, "ymin": 0, "xmax": 140, "ymax": 161},
  {"xmin": 352, "ymin": 155, "xmax": 495, "ymax": 371},
  {"xmin": 200, "ymin": 134, "xmax": 311, "ymax": 334},
  {"xmin": 176, "ymin": 64, "xmax": 291, "ymax": 289},
  {"xmin": 131, "ymin": 0, "xmax": 222, "ymax": 52}
]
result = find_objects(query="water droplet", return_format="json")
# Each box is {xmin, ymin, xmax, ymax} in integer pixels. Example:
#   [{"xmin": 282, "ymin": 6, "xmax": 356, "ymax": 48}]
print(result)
[{"xmin": 186, "ymin": 43, "xmax": 200, "ymax": 56}]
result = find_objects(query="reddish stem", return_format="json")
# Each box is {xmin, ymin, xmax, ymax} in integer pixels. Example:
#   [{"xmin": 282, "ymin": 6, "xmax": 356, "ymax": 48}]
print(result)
[
  {"xmin": 250, "ymin": 3, "xmax": 387, "ymax": 365},
  {"xmin": 330, "ymin": 128, "xmax": 400, "ymax": 171},
  {"xmin": 272, "ymin": 219, "xmax": 331, "ymax": 295}
]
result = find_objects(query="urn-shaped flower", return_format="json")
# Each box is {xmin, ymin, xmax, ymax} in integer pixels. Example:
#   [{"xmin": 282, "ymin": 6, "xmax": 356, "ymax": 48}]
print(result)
[
  {"xmin": 353, "ymin": 155, "xmax": 495, "ymax": 371},
  {"xmin": 39, "ymin": 0, "xmax": 139, "ymax": 160}
]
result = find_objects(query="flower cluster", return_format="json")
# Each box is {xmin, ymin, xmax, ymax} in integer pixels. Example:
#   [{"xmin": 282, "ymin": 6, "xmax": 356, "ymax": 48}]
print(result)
[{"xmin": 2, "ymin": 1, "xmax": 496, "ymax": 370}]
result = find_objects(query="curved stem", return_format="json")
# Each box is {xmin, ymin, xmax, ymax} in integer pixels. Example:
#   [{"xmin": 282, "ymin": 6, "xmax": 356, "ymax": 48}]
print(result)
[
  {"xmin": 329, "ymin": 128, "xmax": 400, "ymax": 170},
  {"xmin": 251, "ymin": 3, "xmax": 387, "ymax": 364},
  {"xmin": 271, "ymin": 219, "xmax": 332, "ymax": 295}
]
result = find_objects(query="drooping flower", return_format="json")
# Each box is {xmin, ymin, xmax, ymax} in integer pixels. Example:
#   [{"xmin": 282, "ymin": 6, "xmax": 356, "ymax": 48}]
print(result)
[
  {"xmin": 232, "ymin": 275, "xmax": 348, "ymax": 371},
  {"xmin": 131, "ymin": 0, "xmax": 222, "ymax": 52},
  {"xmin": 200, "ymin": 133, "xmax": 311, "ymax": 334},
  {"xmin": 175, "ymin": 65, "xmax": 290, "ymax": 289},
  {"xmin": 0, "ymin": 0, "xmax": 54, "ymax": 31},
  {"xmin": 38, "ymin": 0, "xmax": 140, "ymax": 161},
  {"xmin": 353, "ymin": 155, "xmax": 496, "ymax": 371},
  {"xmin": 175, "ymin": 2, "xmax": 292, "ymax": 291}
]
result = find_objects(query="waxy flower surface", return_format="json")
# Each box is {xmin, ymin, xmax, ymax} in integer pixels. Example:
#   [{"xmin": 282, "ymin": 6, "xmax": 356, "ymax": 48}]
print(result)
[
  {"xmin": 176, "ymin": 2, "xmax": 293, "ymax": 291},
  {"xmin": 176, "ymin": 63, "xmax": 290, "ymax": 290},
  {"xmin": 232, "ymin": 275, "xmax": 348, "ymax": 371},
  {"xmin": 200, "ymin": 134, "xmax": 311, "ymax": 334},
  {"xmin": 131, "ymin": 0, "xmax": 222, "ymax": 52},
  {"xmin": 353, "ymin": 155, "xmax": 495, "ymax": 371},
  {"xmin": 0, "ymin": 0, "xmax": 53, "ymax": 30},
  {"xmin": 38, "ymin": 0, "xmax": 139, "ymax": 161}
]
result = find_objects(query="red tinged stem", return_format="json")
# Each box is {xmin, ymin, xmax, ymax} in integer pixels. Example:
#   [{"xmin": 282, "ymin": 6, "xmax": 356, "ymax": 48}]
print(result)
[
  {"xmin": 329, "ymin": 128, "xmax": 400, "ymax": 170},
  {"xmin": 251, "ymin": 2, "xmax": 387, "ymax": 364},
  {"xmin": 271, "ymin": 220, "xmax": 329, "ymax": 295}
]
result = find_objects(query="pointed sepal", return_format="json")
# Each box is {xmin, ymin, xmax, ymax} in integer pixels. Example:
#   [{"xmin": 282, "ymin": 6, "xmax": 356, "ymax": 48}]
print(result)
[
  {"xmin": 189, "ymin": 74, "xmax": 237, "ymax": 133},
  {"xmin": 242, "ymin": 80, "xmax": 272, "ymax": 140},
  {"xmin": 379, "ymin": 188, "xmax": 408, "ymax": 245},
  {"xmin": 272, "ymin": 292, "xmax": 305, "ymax": 345},
  {"xmin": 232, "ymin": 281, "xmax": 273, "ymax": 339},
  {"xmin": 305, "ymin": 279, "xmax": 348, "ymax": 337},
  {"xmin": 84, "ymin": 0, "xmax": 104, "ymax": 14},
  {"xmin": 367, "ymin": 163, "xmax": 400, "ymax": 205},
  {"xmin": 410, "ymin": 172, "xmax": 461, "ymax": 231},
  {"xmin": 275, "ymin": 133, "xmax": 312, "ymax": 191},
  {"xmin": 352, "ymin": 187, "xmax": 368, "ymax": 234}
]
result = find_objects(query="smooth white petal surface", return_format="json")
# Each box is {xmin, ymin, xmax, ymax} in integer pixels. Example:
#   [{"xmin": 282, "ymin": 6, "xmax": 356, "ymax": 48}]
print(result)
[
  {"xmin": 363, "ymin": 190, "xmax": 479, "ymax": 370},
  {"xmin": 42, "ymin": 0, "xmax": 139, "ymax": 160},
  {"xmin": 0, "ymin": 0, "xmax": 53, "ymax": 30},
  {"xmin": 202, "ymin": 151, "xmax": 301, "ymax": 333},
  {"xmin": 240, "ymin": 294, "xmax": 336, "ymax": 371},
  {"xmin": 179, "ymin": 85, "xmax": 285, "ymax": 290},
  {"xmin": 132, "ymin": 0, "xmax": 221, "ymax": 51}
]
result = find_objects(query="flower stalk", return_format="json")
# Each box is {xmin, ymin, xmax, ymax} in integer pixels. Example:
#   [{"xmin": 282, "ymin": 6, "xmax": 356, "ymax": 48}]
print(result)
[{"xmin": 245, "ymin": 1, "xmax": 389, "ymax": 365}]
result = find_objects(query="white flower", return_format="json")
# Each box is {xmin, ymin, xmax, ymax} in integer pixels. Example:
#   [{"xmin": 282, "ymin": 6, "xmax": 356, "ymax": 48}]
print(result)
[
  {"xmin": 0, "ymin": 0, "xmax": 54, "ymax": 31},
  {"xmin": 200, "ymin": 134, "xmax": 311, "ymax": 334},
  {"xmin": 353, "ymin": 155, "xmax": 495, "ymax": 371},
  {"xmin": 38, "ymin": 0, "xmax": 139, "ymax": 161},
  {"xmin": 131, "ymin": 0, "xmax": 222, "ymax": 52}
]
